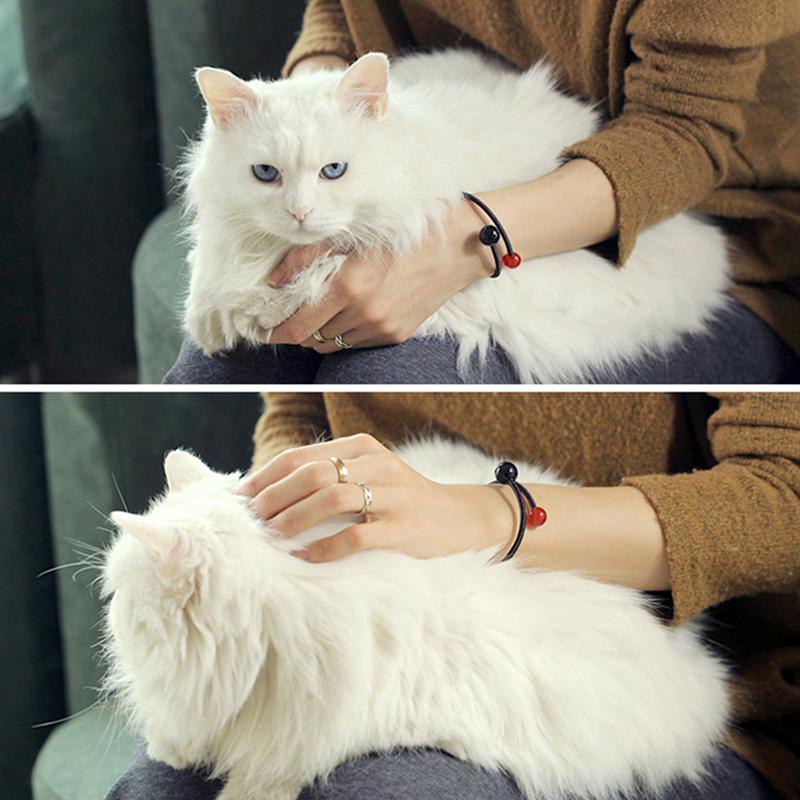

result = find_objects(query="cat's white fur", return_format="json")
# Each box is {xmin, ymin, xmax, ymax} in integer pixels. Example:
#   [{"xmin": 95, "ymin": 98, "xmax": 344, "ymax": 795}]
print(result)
[
  {"xmin": 102, "ymin": 437, "xmax": 729, "ymax": 800},
  {"xmin": 182, "ymin": 50, "xmax": 730, "ymax": 382}
]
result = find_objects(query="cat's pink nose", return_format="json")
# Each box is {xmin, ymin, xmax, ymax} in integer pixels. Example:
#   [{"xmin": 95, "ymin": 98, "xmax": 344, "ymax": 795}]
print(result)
[{"xmin": 288, "ymin": 207, "xmax": 312, "ymax": 223}]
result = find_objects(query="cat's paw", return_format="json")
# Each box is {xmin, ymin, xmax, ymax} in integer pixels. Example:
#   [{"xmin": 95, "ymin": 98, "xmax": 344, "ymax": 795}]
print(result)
[
  {"xmin": 145, "ymin": 740, "xmax": 191, "ymax": 770},
  {"xmin": 185, "ymin": 302, "xmax": 271, "ymax": 355},
  {"xmin": 229, "ymin": 307, "xmax": 270, "ymax": 347},
  {"xmin": 185, "ymin": 306, "xmax": 231, "ymax": 356},
  {"xmin": 436, "ymin": 740, "xmax": 469, "ymax": 761},
  {"xmin": 218, "ymin": 778, "xmax": 301, "ymax": 800}
]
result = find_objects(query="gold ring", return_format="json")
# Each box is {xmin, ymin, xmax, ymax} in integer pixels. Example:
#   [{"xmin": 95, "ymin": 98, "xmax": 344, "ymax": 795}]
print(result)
[
  {"xmin": 356, "ymin": 482, "xmax": 373, "ymax": 515},
  {"xmin": 329, "ymin": 456, "xmax": 348, "ymax": 484},
  {"xmin": 313, "ymin": 330, "xmax": 328, "ymax": 344}
]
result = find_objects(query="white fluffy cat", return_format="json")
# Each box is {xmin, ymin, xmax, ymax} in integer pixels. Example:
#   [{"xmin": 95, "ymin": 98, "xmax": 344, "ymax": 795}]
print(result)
[
  {"xmin": 102, "ymin": 437, "xmax": 729, "ymax": 800},
  {"xmin": 182, "ymin": 49, "xmax": 730, "ymax": 382}
]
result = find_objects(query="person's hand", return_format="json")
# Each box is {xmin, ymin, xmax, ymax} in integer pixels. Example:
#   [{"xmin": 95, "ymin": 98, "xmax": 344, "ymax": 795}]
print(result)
[
  {"xmin": 237, "ymin": 434, "xmax": 512, "ymax": 563},
  {"xmin": 266, "ymin": 201, "xmax": 494, "ymax": 352}
]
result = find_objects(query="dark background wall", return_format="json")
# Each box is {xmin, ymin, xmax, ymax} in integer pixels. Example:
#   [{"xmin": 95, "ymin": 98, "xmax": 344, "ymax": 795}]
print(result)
[{"xmin": 7, "ymin": 0, "xmax": 305, "ymax": 382}]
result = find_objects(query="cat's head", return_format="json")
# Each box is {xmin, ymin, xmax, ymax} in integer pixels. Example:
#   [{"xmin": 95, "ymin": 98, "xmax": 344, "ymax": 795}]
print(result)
[
  {"xmin": 189, "ymin": 53, "xmax": 403, "ymax": 248},
  {"xmin": 102, "ymin": 451, "xmax": 279, "ymax": 731}
]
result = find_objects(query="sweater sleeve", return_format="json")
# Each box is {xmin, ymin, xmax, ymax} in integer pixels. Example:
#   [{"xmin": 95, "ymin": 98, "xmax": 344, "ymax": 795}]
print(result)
[
  {"xmin": 623, "ymin": 393, "xmax": 800, "ymax": 624},
  {"xmin": 251, "ymin": 392, "xmax": 330, "ymax": 469},
  {"xmin": 563, "ymin": 0, "xmax": 800, "ymax": 264},
  {"xmin": 281, "ymin": 0, "xmax": 356, "ymax": 78}
]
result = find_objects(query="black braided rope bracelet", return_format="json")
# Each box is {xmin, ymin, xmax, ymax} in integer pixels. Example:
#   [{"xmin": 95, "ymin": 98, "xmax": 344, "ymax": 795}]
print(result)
[
  {"xmin": 493, "ymin": 461, "xmax": 547, "ymax": 561},
  {"xmin": 463, "ymin": 191, "xmax": 522, "ymax": 278}
]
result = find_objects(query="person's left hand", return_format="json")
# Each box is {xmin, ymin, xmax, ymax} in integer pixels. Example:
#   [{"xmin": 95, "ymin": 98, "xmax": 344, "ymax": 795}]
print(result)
[
  {"xmin": 237, "ymin": 434, "xmax": 512, "ymax": 563},
  {"xmin": 266, "ymin": 200, "xmax": 493, "ymax": 352}
]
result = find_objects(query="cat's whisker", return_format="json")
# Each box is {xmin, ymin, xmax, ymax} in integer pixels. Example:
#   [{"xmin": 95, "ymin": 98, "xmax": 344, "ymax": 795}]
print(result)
[
  {"xmin": 66, "ymin": 536, "xmax": 107, "ymax": 554},
  {"xmin": 32, "ymin": 699, "xmax": 102, "ymax": 729},
  {"xmin": 111, "ymin": 473, "xmax": 129, "ymax": 513},
  {"xmin": 37, "ymin": 561, "xmax": 89, "ymax": 578},
  {"xmin": 86, "ymin": 500, "xmax": 112, "ymax": 523},
  {"xmin": 71, "ymin": 564, "xmax": 103, "ymax": 583}
]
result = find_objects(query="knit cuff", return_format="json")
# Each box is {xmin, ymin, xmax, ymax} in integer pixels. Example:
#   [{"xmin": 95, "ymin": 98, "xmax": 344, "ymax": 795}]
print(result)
[
  {"xmin": 251, "ymin": 393, "xmax": 330, "ymax": 469},
  {"xmin": 282, "ymin": 37, "xmax": 355, "ymax": 78},
  {"xmin": 563, "ymin": 112, "xmax": 721, "ymax": 265},
  {"xmin": 622, "ymin": 464, "xmax": 800, "ymax": 625}
]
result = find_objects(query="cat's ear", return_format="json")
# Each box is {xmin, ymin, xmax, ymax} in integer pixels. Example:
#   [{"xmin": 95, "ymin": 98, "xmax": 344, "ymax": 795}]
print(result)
[
  {"xmin": 334, "ymin": 52, "xmax": 389, "ymax": 118},
  {"xmin": 196, "ymin": 67, "xmax": 259, "ymax": 129},
  {"xmin": 110, "ymin": 511, "xmax": 179, "ymax": 563},
  {"xmin": 164, "ymin": 450, "xmax": 213, "ymax": 492}
]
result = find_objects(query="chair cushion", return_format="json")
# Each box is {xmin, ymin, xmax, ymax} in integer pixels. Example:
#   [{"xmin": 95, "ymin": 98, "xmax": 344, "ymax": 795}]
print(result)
[
  {"xmin": 133, "ymin": 204, "xmax": 190, "ymax": 383},
  {"xmin": 32, "ymin": 707, "xmax": 138, "ymax": 800}
]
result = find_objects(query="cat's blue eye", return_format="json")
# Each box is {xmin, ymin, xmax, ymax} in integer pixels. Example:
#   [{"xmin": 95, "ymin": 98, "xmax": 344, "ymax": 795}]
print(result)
[
  {"xmin": 320, "ymin": 162, "xmax": 348, "ymax": 180},
  {"xmin": 252, "ymin": 164, "xmax": 280, "ymax": 183}
]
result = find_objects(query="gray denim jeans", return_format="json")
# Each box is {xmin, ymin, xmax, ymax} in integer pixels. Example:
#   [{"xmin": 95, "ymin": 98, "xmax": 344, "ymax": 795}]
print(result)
[
  {"xmin": 107, "ymin": 745, "xmax": 779, "ymax": 800},
  {"xmin": 163, "ymin": 299, "xmax": 799, "ymax": 385}
]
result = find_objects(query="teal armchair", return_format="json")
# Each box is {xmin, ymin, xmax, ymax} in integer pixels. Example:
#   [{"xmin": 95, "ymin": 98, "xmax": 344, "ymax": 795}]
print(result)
[
  {"xmin": 0, "ymin": 0, "xmax": 37, "ymax": 375},
  {"xmin": 18, "ymin": 0, "xmax": 163, "ymax": 382}
]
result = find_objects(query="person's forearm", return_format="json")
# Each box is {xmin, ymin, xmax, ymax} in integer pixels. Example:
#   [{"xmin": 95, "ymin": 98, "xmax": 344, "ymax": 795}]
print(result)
[
  {"xmin": 486, "ymin": 482, "xmax": 670, "ymax": 591},
  {"xmin": 457, "ymin": 159, "xmax": 618, "ymax": 277}
]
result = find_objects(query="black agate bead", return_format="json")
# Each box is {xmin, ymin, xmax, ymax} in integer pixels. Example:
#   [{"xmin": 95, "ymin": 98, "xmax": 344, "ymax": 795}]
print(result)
[
  {"xmin": 479, "ymin": 225, "xmax": 501, "ymax": 246},
  {"xmin": 495, "ymin": 461, "xmax": 518, "ymax": 483}
]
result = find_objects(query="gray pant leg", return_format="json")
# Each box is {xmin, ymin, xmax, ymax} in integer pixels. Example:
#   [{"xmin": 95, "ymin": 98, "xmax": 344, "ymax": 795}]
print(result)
[
  {"xmin": 107, "ymin": 745, "xmax": 777, "ymax": 800},
  {"xmin": 305, "ymin": 746, "xmax": 778, "ymax": 800},
  {"xmin": 303, "ymin": 749, "xmax": 521, "ymax": 800},
  {"xmin": 588, "ymin": 299, "xmax": 799, "ymax": 384},
  {"xmin": 638, "ymin": 745, "xmax": 779, "ymax": 800},
  {"xmin": 164, "ymin": 299, "xmax": 798, "ymax": 386},
  {"xmin": 104, "ymin": 747, "xmax": 518, "ymax": 800},
  {"xmin": 106, "ymin": 746, "xmax": 224, "ymax": 800},
  {"xmin": 314, "ymin": 335, "xmax": 521, "ymax": 384},
  {"xmin": 314, "ymin": 298, "xmax": 800, "ymax": 385},
  {"xmin": 163, "ymin": 338, "xmax": 321, "ymax": 384}
]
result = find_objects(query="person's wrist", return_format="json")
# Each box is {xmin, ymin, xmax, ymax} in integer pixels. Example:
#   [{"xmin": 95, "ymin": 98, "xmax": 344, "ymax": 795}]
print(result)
[
  {"xmin": 452, "ymin": 199, "xmax": 498, "ymax": 283},
  {"xmin": 446, "ymin": 484, "xmax": 517, "ymax": 555}
]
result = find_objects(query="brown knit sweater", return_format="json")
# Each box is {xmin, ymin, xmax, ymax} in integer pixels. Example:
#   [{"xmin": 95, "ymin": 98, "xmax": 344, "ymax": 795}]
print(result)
[
  {"xmin": 282, "ymin": 0, "xmax": 800, "ymax": 352},
  {"xmin": 253, "ymin": 392, "xmax": 800, "ymax": 798}
]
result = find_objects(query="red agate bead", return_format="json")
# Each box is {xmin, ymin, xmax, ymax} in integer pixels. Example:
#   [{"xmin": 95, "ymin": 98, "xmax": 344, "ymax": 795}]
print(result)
[
  {"xmin": 502, "ymin": 251, "xmax": 522, "ymax": 268},
  {"xmin": 526, "ymin": 506, "xmax": 547, "ymax": 527}
]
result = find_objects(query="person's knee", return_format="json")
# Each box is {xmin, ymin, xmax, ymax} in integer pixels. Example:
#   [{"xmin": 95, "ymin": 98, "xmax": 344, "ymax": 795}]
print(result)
[
  {"xmin": 165, "ymin": 337, "xmax": 322, "ymax": 384},
  {"xmin": 105, "ymin": 750, "xmax": 224, "ymax": 800},
  {"xmin": 314, "ymin": 348, "xmax": 394, "ymax": 384},
  {"xmin": 301, "ymin": 750, "xmax": 520, "ymax": 800},
  {"xmin": 315, "ymin": 338, "xmax": 459, "ymax": 384},
  {"xmin": 316, "ymin": 337, "xmax": 520, "ymax": 385},
  {"xmin": 162, "ymin": 338, "xmax": 214, "ymax": 384}
]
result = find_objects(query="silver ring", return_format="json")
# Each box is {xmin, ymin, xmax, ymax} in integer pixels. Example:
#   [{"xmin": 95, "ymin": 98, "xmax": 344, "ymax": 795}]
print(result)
[
  {"xmin": 356, "ymin": 482, "xmax": 373, "ymax": 515},
  {"xmin": 329, "ymin": 456, "xmax": 348, "ymax": 484},
  {"xmin": 334, "ymin": 334, "xmax": 351, "ymax": 350}
]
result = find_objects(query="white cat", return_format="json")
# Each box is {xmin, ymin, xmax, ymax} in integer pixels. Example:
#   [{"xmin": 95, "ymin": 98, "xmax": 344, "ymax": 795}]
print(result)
[
  {"xmin": 182, "ymin": 50, "xmax": 730, "ymax": 382},
  {"xmin": 102, "ymin": 436, "xmax": 729, "ymax": 800}
]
